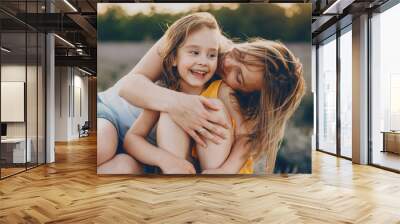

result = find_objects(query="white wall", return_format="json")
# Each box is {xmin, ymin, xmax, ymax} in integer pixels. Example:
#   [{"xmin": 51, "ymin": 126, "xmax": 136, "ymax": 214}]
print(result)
[
  {"xmin": 55, "ymin": 67, "xmax": 89, "ymax": 141},
  {"xmin": 55, "ymin": 67, "xmax": 69, "ymax": 141},
  {"xmin": 75, "ymin": 71, "xmax": 89, "ymax": 138}
]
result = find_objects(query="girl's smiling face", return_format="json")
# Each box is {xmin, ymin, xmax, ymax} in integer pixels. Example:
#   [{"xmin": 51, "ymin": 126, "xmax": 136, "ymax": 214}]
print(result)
[{"xmin": 174, "ymin": 26, "xmax": 219, "ymax": 93}]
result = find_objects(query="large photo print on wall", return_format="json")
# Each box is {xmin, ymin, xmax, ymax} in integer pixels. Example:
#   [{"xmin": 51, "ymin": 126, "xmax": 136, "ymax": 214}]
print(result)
[{"xmin": 97, "ymin": 3, "xmax": 312, "ymax": 175}]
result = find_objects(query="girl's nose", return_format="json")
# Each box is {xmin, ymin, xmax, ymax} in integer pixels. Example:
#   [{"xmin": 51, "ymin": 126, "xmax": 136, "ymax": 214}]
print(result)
[{"xmin": 197, "ymin": 55, "xmax": 208, "ymax": 66}]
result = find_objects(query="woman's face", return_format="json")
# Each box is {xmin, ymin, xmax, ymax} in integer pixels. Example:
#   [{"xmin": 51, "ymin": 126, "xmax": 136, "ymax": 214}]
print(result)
[{"xmin": 219, "ymin": 50, "xmax": 264, "ymax": 93}]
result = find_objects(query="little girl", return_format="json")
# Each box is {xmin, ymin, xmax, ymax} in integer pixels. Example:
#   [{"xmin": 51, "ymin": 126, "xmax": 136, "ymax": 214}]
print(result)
[{"xmin": 123, "ymin": 12, "xmax": 248, "ymax": 174}]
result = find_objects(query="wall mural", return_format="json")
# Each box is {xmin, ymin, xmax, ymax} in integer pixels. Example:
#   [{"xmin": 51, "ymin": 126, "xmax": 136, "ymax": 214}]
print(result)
[{"xmin": 97, "ymin": 3, "xmax": 312, "ymax": 174}]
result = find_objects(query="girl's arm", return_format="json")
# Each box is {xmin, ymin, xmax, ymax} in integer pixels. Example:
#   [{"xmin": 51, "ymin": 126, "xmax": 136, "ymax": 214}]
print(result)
[
  {"xmin": 118, "ymin": 36, "xmax": 230, "ymax": 147},
  {"xmin": 203, "ymin": 83, "xmax": 251, "ymax": 174},
  {"xmin": 124, "ymin": 109, "xmax": 196, "ymax": 174}
]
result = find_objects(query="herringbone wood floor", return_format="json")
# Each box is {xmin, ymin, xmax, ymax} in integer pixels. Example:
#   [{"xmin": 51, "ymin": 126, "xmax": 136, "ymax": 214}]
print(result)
[{"xmin": 1, "ymin": 135, "xmax": 400, "ymax": 224}]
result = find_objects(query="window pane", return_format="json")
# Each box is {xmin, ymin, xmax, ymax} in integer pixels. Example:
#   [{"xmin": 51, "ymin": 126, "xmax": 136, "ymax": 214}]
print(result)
[
  {"xmin": 371, "ymin": 3, "xmax": 400, "ymax": 171},
  {"xmin": 318, "ymin": 37, "xmax": 337, "ymax": 154},
  {"xmin": 340, "ymin": 29, "xmax": 352, "ymax": 158}
]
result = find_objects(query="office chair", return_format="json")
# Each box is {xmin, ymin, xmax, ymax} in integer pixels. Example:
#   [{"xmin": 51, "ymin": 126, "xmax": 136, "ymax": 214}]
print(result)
[{"xmin": 79, "ymin": 121, "xmax": 90, "ymax": 138}]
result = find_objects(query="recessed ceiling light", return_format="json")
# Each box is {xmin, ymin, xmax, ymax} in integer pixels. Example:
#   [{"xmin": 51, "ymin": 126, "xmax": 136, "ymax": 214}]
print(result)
[
  {"xmin": 322, "ymin": 0, "xmax": 354, "ymax": 15},
  {"xmin": 1, "ymin": 47, "xmax": 11, "ymax": 53},
  {"xmin": 63, "ymin": 0, "xmax": 78, "ymax": 12},
  {"xmin": 54, "ymin": 34, "xmax": 75, "ymax": 48},
  {"xmin": 78, "ymin": 67, "xmax": 93, "ymax": 76}
]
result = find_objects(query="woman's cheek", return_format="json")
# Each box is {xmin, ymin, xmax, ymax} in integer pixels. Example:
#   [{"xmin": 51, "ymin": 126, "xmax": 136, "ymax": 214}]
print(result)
[{"xmin": 223, "ymin": 76, "xmax": 234, "ymax": 89}]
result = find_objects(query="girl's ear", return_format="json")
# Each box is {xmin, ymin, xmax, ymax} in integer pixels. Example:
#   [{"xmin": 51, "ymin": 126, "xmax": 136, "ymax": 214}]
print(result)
[{"xmin": 173, "ymin": 58, "xmax": 177, "ymax": 66}]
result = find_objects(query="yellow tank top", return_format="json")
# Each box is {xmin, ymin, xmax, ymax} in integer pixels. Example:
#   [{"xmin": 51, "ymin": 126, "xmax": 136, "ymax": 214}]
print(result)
[{"xmin": 193, "ymin": 80, "xmax": 254, "ymax": 174}]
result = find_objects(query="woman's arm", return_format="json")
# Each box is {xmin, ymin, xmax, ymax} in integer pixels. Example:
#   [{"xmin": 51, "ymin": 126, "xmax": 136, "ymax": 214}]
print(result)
[
  {"xmin": 203, "ymin": 83, "xmax": 251, "ymax": 174},
  {"xmin": 124, "ymin": 109, "xmax": 196, "ymax": 174},
  {"xmin": 118, "ymin": 35, "xmax": 170, "ymax": 110},
  {"xmin": 118, "ymin": 35, "xmax": 230, "ymax": 147}
]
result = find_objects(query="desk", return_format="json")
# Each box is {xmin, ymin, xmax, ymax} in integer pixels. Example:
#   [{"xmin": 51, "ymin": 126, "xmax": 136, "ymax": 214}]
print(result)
[
  {"xmin": 1, "ymin": 138, "xmax": 31, "ymax": 163},
  {"xmin": 381, "ymin": 131, "xmax": 400, "ymax": 154}
]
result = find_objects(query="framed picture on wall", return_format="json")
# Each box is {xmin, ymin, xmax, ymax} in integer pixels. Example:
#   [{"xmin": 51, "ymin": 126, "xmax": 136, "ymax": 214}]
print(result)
[{"xmin": 1, "ymin": 81, "xmax": 25, "ymax": 122}]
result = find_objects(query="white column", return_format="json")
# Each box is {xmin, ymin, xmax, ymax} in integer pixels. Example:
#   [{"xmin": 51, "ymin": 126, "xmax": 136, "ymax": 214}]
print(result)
[
  {"xmin": 352, "ymin": 14, "xmax": 369, "ymax": 164},
  {"xmin": 45, "ymin": 0, "xmax": 55, "ymax": 163},
  {"xmin": 46, "ymin": 33, "xmax": 55, "ymax": 163}
]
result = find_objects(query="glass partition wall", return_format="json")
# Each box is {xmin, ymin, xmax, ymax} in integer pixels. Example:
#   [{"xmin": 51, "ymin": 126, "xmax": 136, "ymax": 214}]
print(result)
[
  {"xmin": 0, "ymin": 1, "xmax": 46, "ymax": 179},
  {"xmin": 1, "ymin": 30, "xmax": 27, "ymax": 177}
]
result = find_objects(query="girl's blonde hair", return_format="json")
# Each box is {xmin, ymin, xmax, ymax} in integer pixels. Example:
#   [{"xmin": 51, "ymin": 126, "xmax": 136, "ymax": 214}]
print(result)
[
  {"xmin": 232, "ymin": 38, "xmax": 306, "ymax": 174},
  {"xmin": 160, "ymin": 12, "xmax": 221, "ymax": 90}
]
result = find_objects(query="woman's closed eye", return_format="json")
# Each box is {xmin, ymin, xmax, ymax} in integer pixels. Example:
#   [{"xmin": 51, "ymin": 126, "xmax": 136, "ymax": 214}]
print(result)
[{"xmin": 236, "ymin": 70, "xmax": 243, "ymax": 85}]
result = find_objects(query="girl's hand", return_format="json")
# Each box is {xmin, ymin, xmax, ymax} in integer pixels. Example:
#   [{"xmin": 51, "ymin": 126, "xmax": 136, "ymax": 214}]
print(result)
[
  {"xmin": 168, "ymin": 93, "xmax": 230, "ymax": 147},
  {"xmin": 159, "ymin": 155, "xmax": 196, "ymax": 174}
]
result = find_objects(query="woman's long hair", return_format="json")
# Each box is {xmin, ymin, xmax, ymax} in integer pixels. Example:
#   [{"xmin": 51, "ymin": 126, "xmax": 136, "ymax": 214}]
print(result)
[
  {"xmin": 232, "ymin": 38, "xmax": 306, "ymax": 174},
  {"xmin": 159, "ymin": 12, "xmax": 221, "ymax": 90}
]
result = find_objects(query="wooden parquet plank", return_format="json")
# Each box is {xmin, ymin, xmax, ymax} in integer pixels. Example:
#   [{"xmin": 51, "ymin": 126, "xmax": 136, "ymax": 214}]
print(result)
[{"xmin": 1, "ymin": 135, "xmax": 400, "ymax": 223}]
